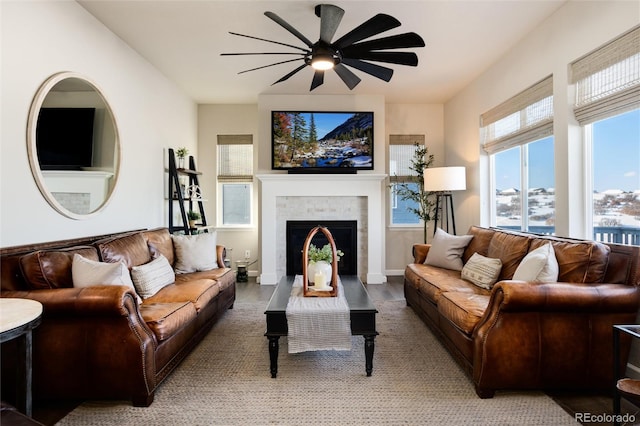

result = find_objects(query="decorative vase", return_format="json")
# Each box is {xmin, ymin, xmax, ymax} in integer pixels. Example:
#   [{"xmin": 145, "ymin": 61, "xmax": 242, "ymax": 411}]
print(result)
[
  {"xmin": 188, "ymin": 219, "xmax": 196, "ymax": 229},
  {"xmin": 178, "ymin": 157, "xmax": 185, "ymax": 169},
  {"xmin": 308, "ymin": 260, "xmax": 332, "ymax": 285}
]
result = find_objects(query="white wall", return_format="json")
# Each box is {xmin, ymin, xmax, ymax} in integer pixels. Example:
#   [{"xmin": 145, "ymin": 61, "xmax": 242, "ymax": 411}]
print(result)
[
  {"xmin": 198, "ymin": 104, "xmax": 259, "ymax": 270},
  {"xmin": 385, "ymin": 103, "xmax": 444, "ymax": 274},
  {"xmin": 1, "ymin": 1, "xmax": 197, "ymax": 247},
  {"xmin": 444, "ymin": 0, "xmax": 640, "ymax": 238}
]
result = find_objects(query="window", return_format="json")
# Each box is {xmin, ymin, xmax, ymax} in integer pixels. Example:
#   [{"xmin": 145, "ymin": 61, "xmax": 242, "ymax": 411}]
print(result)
[
  {"xmin": 217, "ymin": 135, "xmax": 253, "ymax": 227},
  {"xmin": 482, "ymin": 76, "xmax": 555, "ymax": 233},
  {"xmin": 571, "ymin": 26, "xmax": 640, "ymax": 245},
  {"xmin": 388, "ymin": 135, "xmax": 426, "ymax": 226}
]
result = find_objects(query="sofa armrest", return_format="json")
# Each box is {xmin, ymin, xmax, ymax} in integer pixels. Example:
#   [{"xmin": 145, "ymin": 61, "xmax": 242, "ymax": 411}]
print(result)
[
  {"xmin": 216, "ymin": 245, "xmax": 226, "ymax": 268},
  {"xmin": 488, "ymin": 281, "xmax": 640, "ymax": 313},
  {"xmin": 412, "ymin": 244, "xmax": 431, "ymax": 264},
  {"xmin": 1, "ymin": 286, "xmax": 140, "ymax": 316}
]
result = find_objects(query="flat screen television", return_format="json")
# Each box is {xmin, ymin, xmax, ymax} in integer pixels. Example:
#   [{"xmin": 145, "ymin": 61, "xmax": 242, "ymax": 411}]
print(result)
[
  {"xmin": 36, "ymin": 107, "xmax": 95, "ymax": 170},
  {"xmin": 272, "ymin": 111, "xmax": 373, "ymax": 172}
]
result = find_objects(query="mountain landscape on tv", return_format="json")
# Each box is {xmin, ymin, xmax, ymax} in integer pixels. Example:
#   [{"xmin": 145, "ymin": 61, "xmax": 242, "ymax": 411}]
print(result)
[{"xmin": 272, "ymin": 112, "xmax": 373, "ymax": 170}]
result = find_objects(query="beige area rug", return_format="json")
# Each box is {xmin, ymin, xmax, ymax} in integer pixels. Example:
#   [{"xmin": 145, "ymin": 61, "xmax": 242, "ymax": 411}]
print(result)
[{"xmin": 56, "ymin": 300, "xmax": 576, "ymax": 425}]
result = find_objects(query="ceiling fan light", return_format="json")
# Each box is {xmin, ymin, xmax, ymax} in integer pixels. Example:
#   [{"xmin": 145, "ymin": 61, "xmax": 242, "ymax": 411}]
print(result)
[{"xmin": 311, "ymin": 55, "xmax": 335, "ymax": 70}]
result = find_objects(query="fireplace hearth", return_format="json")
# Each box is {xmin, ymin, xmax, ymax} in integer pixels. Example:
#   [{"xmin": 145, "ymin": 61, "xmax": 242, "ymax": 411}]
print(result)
[{"xmin": 286, "ymin": 220, "xmax": 357, "ymax": 276}]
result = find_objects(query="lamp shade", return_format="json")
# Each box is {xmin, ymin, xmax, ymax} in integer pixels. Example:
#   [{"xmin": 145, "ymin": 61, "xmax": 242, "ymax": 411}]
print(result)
[{"xmin": 423, "ymin": 167, "xmax": 466, "ymax": 191}]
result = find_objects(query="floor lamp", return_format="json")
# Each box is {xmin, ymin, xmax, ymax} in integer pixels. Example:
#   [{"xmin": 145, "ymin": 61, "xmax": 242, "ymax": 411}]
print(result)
[{"xmin": 423, "ymin": 167, "xmax": 466, "ymax": 235}]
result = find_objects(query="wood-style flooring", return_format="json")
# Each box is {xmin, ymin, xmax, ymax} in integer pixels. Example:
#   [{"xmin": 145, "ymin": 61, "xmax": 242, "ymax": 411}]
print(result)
[{"xmin": 30, "ymin": 276, "xmax": 631, "ymax": 426}]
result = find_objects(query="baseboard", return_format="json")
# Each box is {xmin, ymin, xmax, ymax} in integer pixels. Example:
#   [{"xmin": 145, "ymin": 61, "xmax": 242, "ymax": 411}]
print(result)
[{"xmin": 385, "ymin": 269, "xmax": 405, "ymax": 276}]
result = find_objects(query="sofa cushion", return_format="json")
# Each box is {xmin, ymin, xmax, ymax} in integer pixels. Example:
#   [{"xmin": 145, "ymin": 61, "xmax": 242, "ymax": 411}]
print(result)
[
  {"xmin": 405, "ymin": 263, "xmax": 488, "ymax": 304},
  {"xmin": 528, "ymin": 238, "xmax": 610, "ymax": 284},
  {"xmin": 71, "ymin": 254, "xmax": 141, "ymax": 303},
  {"xmin": 438, "ymin": 291, "xmax": 490, "ymax": 335},
  {"xmin": 19, "ymin": 246, "xmax": 99, "ymax": 290},
  {"xmin": 513, "ymin": 242, "xmax": 559, "ymax": 282},
  {"xmin": 462, "ymin": 226, "xmax": 495, "ymax": 263},
  {"xmin": 172, "ymin": 233, "xmax": 219, "ymax": 273},
  {"xmin": 95, "ymin": 232, "xmax": 152, "ymax": 268},
  {"xmin": 142, "ymin": 228, "xmax": 175, "ymax": 266},
  {"xmin": 461, "ymin": 253, "xmax": 502, "ymax": 290},
  {"xmin": 131, "ymin": 255, "xmax": 176, "ymax": 299},
  {"xmin": 487, "ymin": 230, "xmax": 531, "ymax": 280},
  {"xmin": 175, "ymin": 268, "xmax": 234, "ymax": 291},
  {"xmin": 143, "ymin": 279, "xmax": 219, "ymax": 313},
  {"xmin": 139, "ymin": 301, "xmax": 197, "ymax": 341},
  {"xmin": 425, "ymin": 228, "xmax": 473, "ymax": 271}
]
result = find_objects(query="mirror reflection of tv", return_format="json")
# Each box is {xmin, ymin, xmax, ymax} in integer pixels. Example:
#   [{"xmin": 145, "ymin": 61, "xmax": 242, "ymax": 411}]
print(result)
[
  {"xmin": 272, "ymin": 111, "xmax": 373, "ymax": 172},
  {"xmin": 36, "ymin": 107, "xmax": 95, "ymax": 170}
]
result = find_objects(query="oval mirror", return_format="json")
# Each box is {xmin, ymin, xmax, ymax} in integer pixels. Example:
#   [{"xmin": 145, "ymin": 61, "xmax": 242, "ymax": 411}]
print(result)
[{"xmin": 27, "ymin": 72, "xmax": 120, "ymax": 219}]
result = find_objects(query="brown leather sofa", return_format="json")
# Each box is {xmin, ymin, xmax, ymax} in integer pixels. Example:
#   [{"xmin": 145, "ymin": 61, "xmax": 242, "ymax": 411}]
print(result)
[
  {"xmin": 0, "ymin": 228, "xmax": 235, "ymax": 407},
  {"xmin": 404, "ymin": 226, "xmax": 640, "ymax": 398}
]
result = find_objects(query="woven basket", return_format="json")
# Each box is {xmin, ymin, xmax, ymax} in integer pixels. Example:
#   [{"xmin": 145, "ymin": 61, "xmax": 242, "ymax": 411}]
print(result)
[{"xmin": 301, "ymin": 226, "xmax": 338, "ymax": 297}]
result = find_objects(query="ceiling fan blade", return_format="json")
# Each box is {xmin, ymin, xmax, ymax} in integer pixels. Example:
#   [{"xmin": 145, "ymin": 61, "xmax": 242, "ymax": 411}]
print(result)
[
  {"xmin": 333, "ymin": 14, "xmax": 401, "ymax": 50},
  {"xmin": 333, "ymin": 64, "xmax": 361, "ymax": 90},
  {"xmin": 316, "ymin": 4, "xmax": 345, "ymax": 44},
  {"xmin": 221, "ymin": 52, "xmax": 306, "ymax": 56},
  {"xmin": 345, "ymin": 51, "xmax": 419, "ymax": 66},
  {"xmin": 227, "ymin": 32, "xmax": 308, "ymax": 52},
  {"xmin": 343, "ymin": 32, "xmax": 425, "ymax": 54},
  {"xmin": 272, "ymin": 64, "xmax": 308, "ymax": 85},
  {"xmin": 310, "ymin": 70, "xmax": 325, "ymax": 91},
  {"xmin": 265, "ymin": 11, "xmax": 313, "ymax": 48},
  {"xmin": 238, "ymin": 58, "xmax": 304, "ymax": 74},
  {"xmin": 341, "ymin": 58, "xmax": 394, "ymax": 82}
]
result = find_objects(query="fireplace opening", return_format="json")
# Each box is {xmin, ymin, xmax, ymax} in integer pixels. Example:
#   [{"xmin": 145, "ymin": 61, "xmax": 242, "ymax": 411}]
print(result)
[{"xmin": 286, "ymin": 220, "xmax": 357, "ymax": 276}]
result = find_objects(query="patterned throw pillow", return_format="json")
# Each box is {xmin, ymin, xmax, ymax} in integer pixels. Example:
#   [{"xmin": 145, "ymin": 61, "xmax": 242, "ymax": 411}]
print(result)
[
  {"xmin": 71, "ymin": 254, "xmax": 141, "ymax": 303},
  {"xmin": 424, "ymin": 228, "xmax": 473, "ymax": 271},
  {"xmin": 171, "ymin": 232, "xmax": 218, "ymax": 273},
  {"xmin": 461, "ymin": 253, "xmax": 502, "ymax": 290},
  {"xmin": 513, "ymin": 242, "xmax": 559, "ymax": 282},
  {"xmin": 131, "ymin": 255, "xmax": 175, "ymax": 299}
]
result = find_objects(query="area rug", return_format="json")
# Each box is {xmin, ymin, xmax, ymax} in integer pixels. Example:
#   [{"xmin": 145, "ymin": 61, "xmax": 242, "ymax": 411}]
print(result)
[{"xmin": 56, "ymin": 300, "xmax": 575, "ymax": 425}]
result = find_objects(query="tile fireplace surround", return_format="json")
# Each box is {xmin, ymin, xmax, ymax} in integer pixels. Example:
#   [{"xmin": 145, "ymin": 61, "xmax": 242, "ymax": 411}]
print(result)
[{"xmin": 257, "ymin": 174, "xmax": 387, "ymax": 285}]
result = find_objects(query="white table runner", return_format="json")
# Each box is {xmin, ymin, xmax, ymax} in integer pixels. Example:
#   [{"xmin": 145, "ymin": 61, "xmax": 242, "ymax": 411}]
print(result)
[{"xmin": 285, "ymin": 275, "xmax": 351, "ymax": 353}]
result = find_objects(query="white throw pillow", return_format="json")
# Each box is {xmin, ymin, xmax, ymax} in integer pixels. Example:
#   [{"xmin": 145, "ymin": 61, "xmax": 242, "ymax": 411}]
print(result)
[
  {"xmin": 172, "ymin": 232, "xmax": 218, "ymax": 273},
  {"xmin": 513, "ymin": 242, "xmax": 559, "ymax": 282},
  {"xmin": 72, "ymin": 254, "xmax": 141, "ymax": 303},
  {"xmin": 131, "ymin": 255, "xmax": 175, "ymax": 299},
  {"xmin": 424, "ymin": 228, "xmax": 473, "ymax": 271},
  {"xmin": 461, "ymin": 253, "xmax": 502, "ymax": 290}
]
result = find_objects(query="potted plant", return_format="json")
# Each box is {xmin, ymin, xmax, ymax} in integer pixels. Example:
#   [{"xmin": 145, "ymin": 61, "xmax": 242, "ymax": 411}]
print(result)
[
  {"xmin": 175, "ymin": 147, "xmax": 188, "ymax": 169},
  {"xmin": 307, "ymin": 243, "xmax": 344, "ymax": 284},
  {"xmin": 187, "ymin": 210, "xmax": 200, "ymax": 229},
  {"xmin": 391, "ymin": 141, "xmax": 437, "ymax": 243}
]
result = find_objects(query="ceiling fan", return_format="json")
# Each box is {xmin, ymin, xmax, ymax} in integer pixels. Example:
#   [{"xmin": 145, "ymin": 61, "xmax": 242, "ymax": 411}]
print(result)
[{"xmin": 221, "ymin": 4, "xmax": 425, "ymax": 91}]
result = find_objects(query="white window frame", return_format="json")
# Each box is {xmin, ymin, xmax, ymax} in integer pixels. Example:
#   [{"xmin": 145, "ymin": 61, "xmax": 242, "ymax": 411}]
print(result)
[
  {"xmin": 216, "ymin": 135, "xmax": 254, "ymax": 229},
  {"xmin": 388, "ymin": 135, "xmax": 426, "ymax": 228}
]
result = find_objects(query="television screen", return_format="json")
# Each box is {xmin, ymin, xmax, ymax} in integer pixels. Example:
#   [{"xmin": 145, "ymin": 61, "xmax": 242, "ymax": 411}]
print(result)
[
  {"xmin": 272, "ymin": 111, "xmax": 373, "ymax": 171},
  {"xmin": 36, "ymin": 107, "xmax": 95, "ymax": 170}
]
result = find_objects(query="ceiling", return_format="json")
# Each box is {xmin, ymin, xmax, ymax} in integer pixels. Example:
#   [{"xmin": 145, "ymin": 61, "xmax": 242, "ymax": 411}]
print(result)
[{"xmin": 78, "ymin": 0, "xmax": 565, "ymax": 104}]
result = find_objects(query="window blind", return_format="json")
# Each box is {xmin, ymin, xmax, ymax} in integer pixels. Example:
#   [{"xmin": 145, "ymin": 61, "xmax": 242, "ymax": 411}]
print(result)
[
  {"xmin": 480, "ymin": 75, "xmax": 553, "ymax": 155},
  {"xmin": 217, "ymin": 134, "xmax": 253, "ymax": 181},
  {"xmin": 389, "ymin": 134, "xmax": 425, "ymax": 182},
  {"xmin": 570, "ymin": 25, "xmax": 640, "ymax": 125}
]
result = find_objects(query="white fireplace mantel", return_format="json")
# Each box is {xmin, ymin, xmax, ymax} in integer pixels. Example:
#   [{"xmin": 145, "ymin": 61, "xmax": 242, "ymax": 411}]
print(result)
[{"xmin": 257, "ymin": 173, "xmax": 387, "ymax": 285}]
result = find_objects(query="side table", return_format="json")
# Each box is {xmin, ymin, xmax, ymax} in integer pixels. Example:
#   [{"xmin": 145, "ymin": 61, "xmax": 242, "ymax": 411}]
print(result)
[
  {"xmin": 0, "ymin": 298, "xmax": 43, "ymax": 417},
  {"xmin": 613, "ymin": 324, "xmax": 640, "ymax": 426}
]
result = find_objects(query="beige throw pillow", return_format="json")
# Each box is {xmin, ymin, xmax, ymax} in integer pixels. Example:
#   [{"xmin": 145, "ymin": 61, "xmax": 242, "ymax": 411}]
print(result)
[
  {"xmin": 71, "ymin": 254, "xmax": 141, "ymax": 303},
  {"xmin": 424, "ymin": 228, "xmax": 473, "ymax": 271},
  {"xmin": 513, "ymin": 242, "xmax": 559, "ymax": 282},
  {"xmin": 461, "ymin": 253, "xmax": 502, "ymax": 290},
  {"xmin": 172, "ymin": 232, "xmax": 218, "ymax": 273},
  {"xmin": 131, "ymin": 255, "xmax": 175, "ymax": 299}
]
